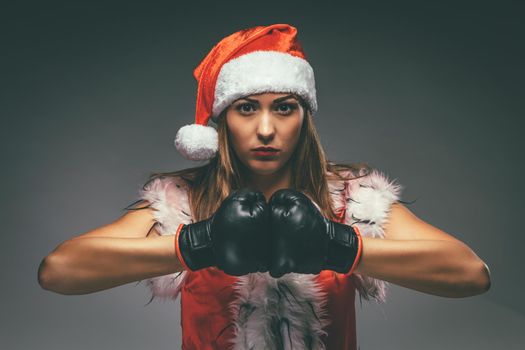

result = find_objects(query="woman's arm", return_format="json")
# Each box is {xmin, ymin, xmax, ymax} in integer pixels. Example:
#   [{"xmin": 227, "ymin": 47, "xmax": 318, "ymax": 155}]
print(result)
[
  {"xmin": 353, "ymin": 203, "xmax": 491, "ymax": 298},
  {"xmin": 38, "ymin": 204, "xmax": 184, "ymax": 295},
  {"xmin": 39, "ymin": 235, "xmax": 184, "ymax": 295}
]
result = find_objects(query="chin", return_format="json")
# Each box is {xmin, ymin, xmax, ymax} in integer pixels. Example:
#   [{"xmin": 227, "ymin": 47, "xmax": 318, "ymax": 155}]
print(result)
[{"xmin": 247, "ymin": 161, "xmax": 284, "ymax": 175}]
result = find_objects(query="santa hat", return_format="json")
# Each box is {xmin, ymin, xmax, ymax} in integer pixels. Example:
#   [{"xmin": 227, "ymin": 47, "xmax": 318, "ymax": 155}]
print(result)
[{"xmin": 174, "ymin": 23, "xmax": 318, "ymax": 161}]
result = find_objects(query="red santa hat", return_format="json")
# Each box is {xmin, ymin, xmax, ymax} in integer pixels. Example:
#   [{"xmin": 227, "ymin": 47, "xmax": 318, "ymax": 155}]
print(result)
[{"xmin": 174, "ymin": 23, "xmax": 318, "ymax": 161}]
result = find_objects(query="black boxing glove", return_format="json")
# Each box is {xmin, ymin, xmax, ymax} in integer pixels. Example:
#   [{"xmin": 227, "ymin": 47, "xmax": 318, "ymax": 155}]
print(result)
[
  {"xmin": 174, "ymin": 188, "xmax": 270, "ymax": 276},
  {"xmin": 268, "ymin": 188, "xmax": 363, "ymax": 278}
]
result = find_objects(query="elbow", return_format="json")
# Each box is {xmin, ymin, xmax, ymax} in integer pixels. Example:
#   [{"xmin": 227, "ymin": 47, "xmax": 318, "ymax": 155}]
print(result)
[
  {"xmin": 475, "ymin": 261, "xmax": 492, "ymax": 294},
  {"xmin": 37, "ymin": 252, "xmax": 71, "ymax": 295},
  {"xmin": 455, "ymin": 260, "xmax": 491, "ymax": 297},
  {"xmin": 37, "ymin": 256, "xmax": 53, "ymax": 291}
]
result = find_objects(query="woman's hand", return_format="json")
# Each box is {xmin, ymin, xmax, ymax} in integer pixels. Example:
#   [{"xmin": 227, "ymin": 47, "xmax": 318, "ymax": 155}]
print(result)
[
  {"xmin": 176, "ymin": 188, "xmax": 270, "ymax": 276},
  {"xmin": 268, "ymin": 189, "xmax": 362, "ymax": 278}
]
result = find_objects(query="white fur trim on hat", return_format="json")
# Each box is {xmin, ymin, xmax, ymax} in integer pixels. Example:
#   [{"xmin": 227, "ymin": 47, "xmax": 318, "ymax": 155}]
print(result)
[
  {"xmin": 212, "ymin": 50, "xmax": 317, "ymax": 117},
  {"xmin": 174, "ymin": 124, "xmax": 218, "ymax": 161}
]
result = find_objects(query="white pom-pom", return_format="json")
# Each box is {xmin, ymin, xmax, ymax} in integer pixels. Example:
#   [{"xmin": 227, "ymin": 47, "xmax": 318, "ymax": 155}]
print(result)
[{"xmin": 174, "ymin": 124, "xmax": 218, "ymax": 161}]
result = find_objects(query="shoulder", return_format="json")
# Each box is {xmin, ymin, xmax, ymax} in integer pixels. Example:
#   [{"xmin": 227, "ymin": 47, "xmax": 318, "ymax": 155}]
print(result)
[
  {"xmin": 327, "ymin": 163, "xmax": 403, "ymax": 203},
  {"xmin": 349, "ymin": 168, "xmax": 403, "ymax": 203},
  {"xmin": 330, "ymin": 165, "xmax": 404, "ymax": 236},
  {"xmin": 141, "ymin": 175, "xmax": 191, "ymax": 202},
  {"xmin": 139, "ymin": 174, "xmax": 193, "ymax": 232},
  {"xmin": 347, "ymin": 168, "xmax": 403, "ymax": 233}
]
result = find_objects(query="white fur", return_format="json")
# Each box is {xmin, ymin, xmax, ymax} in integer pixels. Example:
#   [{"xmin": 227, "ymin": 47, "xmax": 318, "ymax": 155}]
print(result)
[
  {"xmin": 331, "ymin": 167, "xmax": 403, "ymax": 303},
  {"xmin": 213, "ymin": 50, "xmax": 317, "ymax": 117},
  {"xmin": 228, "ymin": 273, "xmax": 330, "ymax": 350},
  {"xmin": 139, "ymin": 176, "xmax": 192, "ymax": 300},
  {"xmin": 174, "ymin": 123, "xmax": 218, "ymax": 161},
  {"xmin": 139, "ymin": 167, "xmax": 403, "ymax": 345}
]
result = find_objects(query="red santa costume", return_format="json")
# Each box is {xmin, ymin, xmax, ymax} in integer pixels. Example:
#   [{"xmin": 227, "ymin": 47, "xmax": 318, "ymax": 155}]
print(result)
[{"xmin": 138, "ymin": 24, "xmax": 404, "ymax": 349}]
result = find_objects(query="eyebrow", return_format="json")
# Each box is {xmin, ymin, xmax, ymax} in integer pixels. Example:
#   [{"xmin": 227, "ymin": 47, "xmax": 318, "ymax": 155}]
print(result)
[{"xmin": 236, "ymin": 94, "xmax": 298, "ymax": 104}]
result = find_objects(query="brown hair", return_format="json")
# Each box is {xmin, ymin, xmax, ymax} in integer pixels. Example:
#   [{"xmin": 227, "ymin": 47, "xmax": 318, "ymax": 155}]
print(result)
[{"xmin": 129, "ymin": 97, "xmax": 371, "ymax": 221}]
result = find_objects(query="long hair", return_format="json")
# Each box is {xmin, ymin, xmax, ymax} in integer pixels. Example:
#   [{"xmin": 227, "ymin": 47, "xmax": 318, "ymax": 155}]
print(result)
[{"xmin": 130, "ymin": 97, "xmax": 371, "ymax": 222}]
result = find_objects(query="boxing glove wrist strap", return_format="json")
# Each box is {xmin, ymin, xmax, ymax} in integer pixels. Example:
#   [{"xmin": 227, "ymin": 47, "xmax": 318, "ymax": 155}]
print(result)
[
  {"xmin": 324, "ymin": 222, "xmax": 363, "ymax": 274},
  {"xmin": 175, "ymin": 220, "xmax": 215, "ymax": 271}
]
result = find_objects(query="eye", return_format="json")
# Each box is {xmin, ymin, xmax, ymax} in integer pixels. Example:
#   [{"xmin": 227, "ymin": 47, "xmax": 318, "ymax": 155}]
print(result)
[
  {"xmin": 235, "ymin": 103, "xmax": 256, "ymax": 115},
  {"xmin": 275, "ymin": 103, "xmax": 298, "ymax": 115}
]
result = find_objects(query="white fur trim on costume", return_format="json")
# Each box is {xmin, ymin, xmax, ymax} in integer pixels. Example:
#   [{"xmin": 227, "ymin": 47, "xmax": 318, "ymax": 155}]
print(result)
[
  {"xmin": 212, "ymin": 50, "xmax": 318, "ymax": 117},
  {"xmin": 229, "ymin": 273, "xmax": 330, "ymax": 350},
  {"xmin": 174, "ymin": 123, "xmax": 218, "ymax": 161},
  {"xmin": 139, "ymin": 176, "xmax": 192, "ymax": 301},
  {"xmin": 329, "ymin": 167, "xmax": 403, "ymax": 303}
]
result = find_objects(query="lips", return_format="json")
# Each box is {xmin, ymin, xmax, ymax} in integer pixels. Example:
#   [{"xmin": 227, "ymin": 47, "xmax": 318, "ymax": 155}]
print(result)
[
  {"xmin": 251, "ymin": 146, "xmax": 280, "ymax": 157},
  {"xmin": 252, "ymin": 146, "xmax": 279, "ymax": 151}
]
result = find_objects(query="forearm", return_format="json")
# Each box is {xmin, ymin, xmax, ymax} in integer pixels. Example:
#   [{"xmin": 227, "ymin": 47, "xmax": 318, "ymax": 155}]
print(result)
[
  {"xmin": 353, "ymin": 237, "xmax": 491, "ymax": 298},
  {"xmin": 39, "ymin": 235, "xmax": 183, "ymax": 295}
]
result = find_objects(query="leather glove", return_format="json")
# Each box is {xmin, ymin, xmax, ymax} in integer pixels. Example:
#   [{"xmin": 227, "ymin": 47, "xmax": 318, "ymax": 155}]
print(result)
[
  {"xmin": 268, "ymin": 188, "xmax": 363, "ymax": 278},
  {"xmin": 175, "ymin": 188, "xmax": 270, "ymax": 276}
]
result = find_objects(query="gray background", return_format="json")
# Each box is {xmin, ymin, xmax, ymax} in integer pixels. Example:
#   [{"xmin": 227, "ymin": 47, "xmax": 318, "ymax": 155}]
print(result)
[{"xmin": 2, "ymin": 0, "xmax": 524, "ymax": 349}]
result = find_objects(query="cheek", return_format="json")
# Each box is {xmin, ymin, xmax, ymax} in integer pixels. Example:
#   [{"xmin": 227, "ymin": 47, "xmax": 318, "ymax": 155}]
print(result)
[
  {"xmin": 284, "ymin": 119, "xmax": 303, "ymax": 147},
  {"xmin": 226, "ymin": 118, "xmax": 249, "ymax": 154}
]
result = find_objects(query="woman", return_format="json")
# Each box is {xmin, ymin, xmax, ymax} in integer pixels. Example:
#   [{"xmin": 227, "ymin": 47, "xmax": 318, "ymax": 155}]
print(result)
[{"xmin": 38, "ymin": 24, "xmax": 491, "ymax": 350}]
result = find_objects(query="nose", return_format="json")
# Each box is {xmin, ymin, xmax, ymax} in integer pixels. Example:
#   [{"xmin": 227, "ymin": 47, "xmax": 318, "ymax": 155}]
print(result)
[{"xmin": 256, "ymin": 110, "xmax": 275, "ymax": 141}]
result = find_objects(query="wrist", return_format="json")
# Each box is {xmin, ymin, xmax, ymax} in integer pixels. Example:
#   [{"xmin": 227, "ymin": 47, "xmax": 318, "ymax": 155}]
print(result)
[
  {"xmin": 346, "ymin": 225, "xmax": 363, "ymax": 275},
  {"xmin": 176, "ymin": 220, "xmax": 215, "ymax": 271},
  {"xmin": 324, "ymin": 221, "xmax": 362, "ymax": 274}
]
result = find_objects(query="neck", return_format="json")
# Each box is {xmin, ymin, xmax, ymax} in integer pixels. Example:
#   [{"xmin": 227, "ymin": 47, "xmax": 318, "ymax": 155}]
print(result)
[{"xmin": 246, "ymin": 162, "xmax": 293, "ymax": 202}]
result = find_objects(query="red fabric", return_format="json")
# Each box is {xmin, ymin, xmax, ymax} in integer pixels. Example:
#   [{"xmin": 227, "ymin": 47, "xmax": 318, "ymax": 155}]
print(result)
[
  {"xmin": 179, "ymin": 208, "xmax": 357, "ymax": 350},
  {"xmin": 317, "ymin": 270, "xmax": 358, "ymax": 350},
  {"xmin": 180, "ymin": 268, "xmax": 357, "ymax": 350},
  {"xmin": 180, "ymin": 267, "xmax": 239, "ymax": 349}
]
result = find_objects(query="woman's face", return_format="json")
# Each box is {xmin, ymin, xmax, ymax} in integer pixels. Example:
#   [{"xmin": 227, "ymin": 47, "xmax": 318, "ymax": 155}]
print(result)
[{"xmin": 225, "ymin": 93, "xmax": 304, "ymax": 176}]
